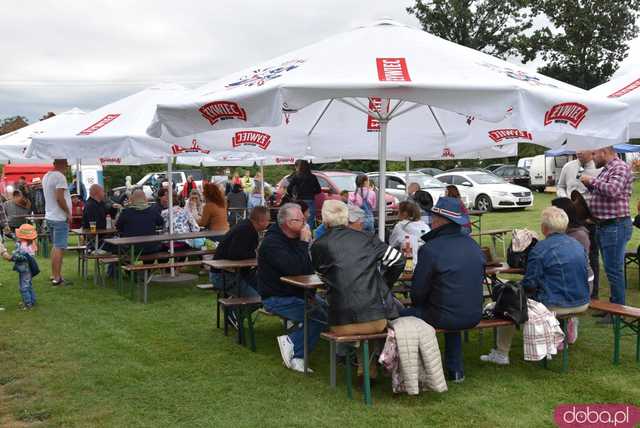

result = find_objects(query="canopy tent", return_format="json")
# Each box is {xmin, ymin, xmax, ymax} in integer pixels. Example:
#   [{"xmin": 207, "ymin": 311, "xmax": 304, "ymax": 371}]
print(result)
[
  {"xmin": 590, "ymin": 73, "xmax": 640, "ymax": 139},
  {"xmin": 545, "ymin": 143, "xmax": 640, "ymax": 157},
  {"xmin": 149, "ymin": 20, "xmax": 630, "ymax": 238}
]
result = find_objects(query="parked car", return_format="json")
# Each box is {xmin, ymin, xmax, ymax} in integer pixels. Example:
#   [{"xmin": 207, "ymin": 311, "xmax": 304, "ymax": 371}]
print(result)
[
  {"xmin": 483, "ymin": 164, "xmax": 504, "ymax": 172},
  {"xmin": 367, "ymin": 171, "xmax": 467, "ymax": 207},
  {"xmin": 435, "ymin": 170, "xmax": 533, "ymax": 211},
  {"xmin": 491, "ymin": 165, "xmax": 531, "ymax": 188},
  {"xmin": 415, "ymin": 167, "xmax": 444, "ymax": 176},
  {"xmin": 275, "ymin": 170, "xmax": 398, "ymax": 210},
  {"xmin": 112, "ymin": 170, "xmax": 204, "ymax": 200}
]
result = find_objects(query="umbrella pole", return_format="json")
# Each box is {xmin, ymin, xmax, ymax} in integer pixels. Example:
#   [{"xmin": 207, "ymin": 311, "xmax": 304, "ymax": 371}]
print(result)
[
  {"xmin": 260, "ymin": 160, "xmax": 265, "ymax": 206},
  {"xmin": 76, "ymin": 159, "xmax": 82, "ymax": 199},
  {"xmin": 167, "ymin": 156, "xmax": 175, "ymax": 277},
  {"xmin": 405, "ymin": 157, "xmax": 410, "ymax": 196},
  {"xmin": 378, "ymin": 120, "xmax": 388, "ymax": 241}
]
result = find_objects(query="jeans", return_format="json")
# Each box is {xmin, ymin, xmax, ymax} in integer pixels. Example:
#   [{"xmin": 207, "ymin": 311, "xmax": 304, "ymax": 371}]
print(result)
[
  {"xmin": 210, "ymin": 270, "xmax": 259, "ymax": 298},
  {"xmin": 19, "ymin": 271, "xmax": 36, "ymax": 307},
  {"xmin": 47, "ymin": 219, "xmax": 69, "ymax": 249},
  {"xmin": 263, "ymin": 295, "xmax": 328, "ymax": 359},
  {"xmin": 303, "ymin": 199, "xmax": 316, "ymax": 229},
  {"xmin": 400, "ymin": 307, "xmax": 464, "ymax": 373},
  {"xmin": 597, "ymin": 217, "xmax": 632, "ymax": 304}
]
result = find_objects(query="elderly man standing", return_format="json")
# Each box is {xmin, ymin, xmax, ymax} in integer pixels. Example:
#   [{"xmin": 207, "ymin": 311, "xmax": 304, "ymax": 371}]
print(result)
[
  {"xmin": 43, "ymin": 159, "xmax": 72, "ymax": 286},
  {"xmin": 580, "ymin": 147, "xmax": 633, "ymax": 318},
  {"xmin": 481, "ymin": 207, "xmax": 590, "ymax": 365},
  {"xmin": 404, "ymin": 197, "xmax": 484, "ymax": 383},
  {"xmin": 258, "ymin": 203, "xmax": 327, "ymax": 373}
]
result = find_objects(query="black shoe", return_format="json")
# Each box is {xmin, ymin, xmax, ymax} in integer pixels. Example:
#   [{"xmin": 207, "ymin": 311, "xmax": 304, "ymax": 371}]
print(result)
[
  {"xmin": 591, "ymin": 311, "xmax": 607, "ymax": 318},
  {"xmin": 596, "ymin": 314, "xmax": 613, "ymax": 325},
  {"xmin": 447, "ymin": 370, "xmax": 465, "ymax": 383}
]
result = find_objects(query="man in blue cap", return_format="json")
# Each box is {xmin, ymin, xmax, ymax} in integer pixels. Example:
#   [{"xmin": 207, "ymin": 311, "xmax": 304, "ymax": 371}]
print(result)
[{"xmin": 403, "ymin": 197, "xmax": 485, "ymax": 383}]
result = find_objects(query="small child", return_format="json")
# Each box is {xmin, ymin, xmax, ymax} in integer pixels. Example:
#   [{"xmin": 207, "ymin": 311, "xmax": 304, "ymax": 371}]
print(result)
[{"xmin": 0, "ymin": 224, "xmax": 40, "ymax": 310}]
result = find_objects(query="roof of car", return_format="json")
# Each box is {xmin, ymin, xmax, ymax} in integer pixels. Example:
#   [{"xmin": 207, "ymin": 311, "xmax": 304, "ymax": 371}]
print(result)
[{"xmin": 316, "ymin": 170, "xmax": 358, "ymax": 176}]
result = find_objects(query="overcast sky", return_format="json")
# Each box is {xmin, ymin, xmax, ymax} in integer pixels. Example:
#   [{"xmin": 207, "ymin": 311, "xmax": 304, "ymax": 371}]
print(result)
[{"xmin": 1, "ymin": 0, "xmax": 639, "ymax": 123}]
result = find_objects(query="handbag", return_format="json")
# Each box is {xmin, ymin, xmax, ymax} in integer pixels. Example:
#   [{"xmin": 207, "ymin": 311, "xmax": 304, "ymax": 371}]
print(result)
[{"xmin": 492, "ymin": 281, "xmax": 529, "ymax": 325}]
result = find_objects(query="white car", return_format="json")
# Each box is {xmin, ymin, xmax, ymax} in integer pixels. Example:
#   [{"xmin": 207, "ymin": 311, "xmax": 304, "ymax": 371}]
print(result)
[
  {"xmin": 367, "ymin": 171, "xmax": 463, "ymax": 207},
  {"xmin": 435, "ymin": 170, "xmax": 533, "ymax": 211}
]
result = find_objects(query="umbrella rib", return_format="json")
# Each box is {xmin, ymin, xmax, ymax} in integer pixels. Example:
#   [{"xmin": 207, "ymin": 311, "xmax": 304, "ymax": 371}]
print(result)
[
  {"xmin": 386, "ymin": 100, "xmax": 405, "ymax": 119},
  {"xmin": 428, "ymin": 105, "xmax": 447, "ymax": 138},
  {"xmin": 337, "ymin": 98, "xmax": 370, "ymax": 115},
  {"xmin": 389, "ymin": 102, "xmax": 422, "ymax": 120},
  {"xmin": 307, "ymin": 99, "xmax": 334, "ymax": 136}
]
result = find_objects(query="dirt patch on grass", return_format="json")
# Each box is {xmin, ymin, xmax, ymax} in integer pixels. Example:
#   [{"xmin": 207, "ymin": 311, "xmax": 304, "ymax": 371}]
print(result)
[{"xmin": 0, "ymin": 383, "xmax": 42, "ymax": 427}]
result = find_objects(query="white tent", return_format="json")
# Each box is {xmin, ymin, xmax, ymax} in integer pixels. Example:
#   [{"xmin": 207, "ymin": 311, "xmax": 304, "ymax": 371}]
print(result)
[
  {"xmin": 149, "ymin": 20, "xmax": 629, "ymax": 237},
  {"xmin": 590, "ymin": 73, "xmax": 640, "ymax": 139}
]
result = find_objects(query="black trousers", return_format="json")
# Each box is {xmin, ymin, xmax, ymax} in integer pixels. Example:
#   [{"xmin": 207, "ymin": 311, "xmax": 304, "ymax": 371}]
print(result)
[{"xmin": 587, "ymin": 222, "xmax": 600, "ymax": 298}]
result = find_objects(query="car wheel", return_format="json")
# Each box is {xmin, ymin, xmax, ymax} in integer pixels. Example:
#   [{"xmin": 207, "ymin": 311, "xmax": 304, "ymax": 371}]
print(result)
[{"xmin": 475, "ymin": 194, "xmax": 493, "ymax": 212}]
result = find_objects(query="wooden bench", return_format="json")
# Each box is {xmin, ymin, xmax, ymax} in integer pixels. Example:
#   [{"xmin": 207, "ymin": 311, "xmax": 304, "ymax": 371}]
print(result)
[
  {"xmin": 589, "ymin": 299, "xmax": 640, "ymax": 364},
  {"xmin": 218, "ymin": 296, "xmax": 263, "ymax": 352},
  {"xmin": 82, "ymin": 252, "xmax": 120, "ymax": 287},
  {"xmin": 624, "ymin": 250, "xmax": 639, "ymax": 289},
  {"xmin": 320, "ymin": 318, "xmax": 515, "ymax": 406},
  {"xmin": 67, "ymin": 245, "xmax": 87, "ymax": 277},
  {"xmin": 122, "ymin": 260, "xmax": 204, "ymax": 303},
  {"xmin": 130, "ymin": 248, "xmax": 216, "ymax": 263}
]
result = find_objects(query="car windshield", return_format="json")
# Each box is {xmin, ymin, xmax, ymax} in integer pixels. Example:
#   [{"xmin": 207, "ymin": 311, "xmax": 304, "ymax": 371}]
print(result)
[
  {"xmin": 327, "ymin": 175, "xmax": 357, "ymax": 192},
  {"xmin": 409, "ymin": 174, "xmax": 445, "ymax": 188},
  {"xmin": 468, "ymin": 173, "xmax": 506, "ymax": 184}
]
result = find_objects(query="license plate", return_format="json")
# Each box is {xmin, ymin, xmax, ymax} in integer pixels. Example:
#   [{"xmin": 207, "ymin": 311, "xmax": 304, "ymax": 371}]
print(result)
[{"xmin": 519, "ymin": 197, "xmax": 531, "ymax": 203}]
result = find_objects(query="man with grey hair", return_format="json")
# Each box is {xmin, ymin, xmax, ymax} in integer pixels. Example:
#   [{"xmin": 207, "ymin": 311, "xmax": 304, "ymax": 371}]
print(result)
[
  {"xmin": 347, "ymin": 204, "xmax": 365, "ymax": 231},
  {"xmin": 82, "ymin": 184, "xmax": 121, "ymax": 252},
  {"xmin": 482, "ymin": 206, "xmax": 590, "ymax": 365},
  {"xmin": 258, "ymin": 203, "xmax": 326, "ymax": 373}
]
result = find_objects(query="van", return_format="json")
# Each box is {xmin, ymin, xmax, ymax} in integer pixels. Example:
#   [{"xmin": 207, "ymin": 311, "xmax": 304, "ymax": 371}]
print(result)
[
  {"xmin": 529, "ymin": 154, "xmax": 572, "ymax": 192},
  {"xmin": 517, "ymin": 157, "xmax": 534, "ymax": 170}
]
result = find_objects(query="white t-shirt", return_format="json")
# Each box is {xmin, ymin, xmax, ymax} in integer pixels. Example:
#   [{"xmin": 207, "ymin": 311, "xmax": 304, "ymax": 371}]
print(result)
[
  {"xmin": 389, "ymin": 219, "xmax": 430, "ymax": 261},
  {"xmin": 43, "ymin": 170, "xmax": 71, "ymax": 221}
]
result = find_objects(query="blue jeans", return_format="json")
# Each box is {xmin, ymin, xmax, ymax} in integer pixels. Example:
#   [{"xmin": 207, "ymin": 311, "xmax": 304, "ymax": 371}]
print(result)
[
  {"xmin": 303, "ymin": 199, "xmax": 316, "ymax": 229},
  {"xmin": 263, "ymin": 295, "xmax": 328, "ymax": 359},
  {"xmin": 210, "ymin": 271, "xmax": 259, "ymax": 298},
  {"xmin": 400, "ymin": 307, "xmax": 463, "ymax": 373},
  {"xmin": 19, "ymin": 271, "xmax": 36, "ymax": 307},
  {"xmin": 47, "ymin": 219, "xmax": 69, "ymax": 249},
  {"xmin": 597, "ymin": 218, "xmax": 632, "ymax": 304}
]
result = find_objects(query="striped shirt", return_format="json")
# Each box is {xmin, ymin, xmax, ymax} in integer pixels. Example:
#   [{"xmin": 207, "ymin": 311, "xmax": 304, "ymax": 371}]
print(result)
[{"xmin": 586, "ymin": 157, "xmax": 632, "ymax": 220}]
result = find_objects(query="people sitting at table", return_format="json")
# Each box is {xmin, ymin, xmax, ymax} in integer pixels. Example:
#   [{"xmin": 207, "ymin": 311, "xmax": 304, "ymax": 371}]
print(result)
[
  {"xmin": 311, "ymin": 200, "xmax": 405, "ymax": 379},
  {"xmin": 185, "ymin": 190, "xmax": 203, "ymax": 223},
  {"xmin": 3, "ymin": 189, "xmax": 32, "ymax": 232},
  {"xmin": 403, "ymin": 197, "xmax": 484, "ymax": 383},
  {"xmin": 199, "ymin": 183, "xmax": 229, "ymax": 238},
  {"xmin": 82, "ymin": 184, "xmax": 121, "ymax": 252},
  {"xmin": 388, "ymin": 201, "xmax": 430, "ymax": 261},
  {"xmin": 211, "ymin": 206, "xmax": 270, "ymax": 297},
  {"xmin": 116, "ymin": 190, "xmax": 165, "ymax": 260},
  {"xmin": 162, "ymin": 192, "xmax": 200, "ymax": 251},
  {"xmin": 70, "ymin": 194, "xmax": 84, "ymax": 229},
  {"xmin": 258, "ymin": 203, "xmax": 326, "ymax": 373},
  {"xmin": 481, "ymin": 206, "xmax": 590, "ymax": 366}
]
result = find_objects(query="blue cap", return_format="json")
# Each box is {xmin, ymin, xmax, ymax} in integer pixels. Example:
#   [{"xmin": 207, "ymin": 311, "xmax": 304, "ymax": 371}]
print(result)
[{"xmin": 429, "ymin": 197, "xmax": 470, "ymax": 225}]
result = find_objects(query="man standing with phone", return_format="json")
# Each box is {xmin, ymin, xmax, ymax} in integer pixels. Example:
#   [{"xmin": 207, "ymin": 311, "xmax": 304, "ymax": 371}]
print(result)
[{"xmin": 43, "ymin": 159, "xmax": 72, "ymax": 286}]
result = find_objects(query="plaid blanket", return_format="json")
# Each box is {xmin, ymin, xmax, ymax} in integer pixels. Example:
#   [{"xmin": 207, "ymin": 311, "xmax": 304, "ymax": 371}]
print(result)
[{"xmin": 523, "ymin": 299, "xmax": 565, "ymax": 361}]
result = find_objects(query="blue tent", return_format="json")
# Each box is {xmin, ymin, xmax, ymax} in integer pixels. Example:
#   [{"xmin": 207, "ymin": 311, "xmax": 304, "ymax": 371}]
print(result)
[{"xmin": 545, "ymin": 143, "xmax": 640, "ymax": 157}]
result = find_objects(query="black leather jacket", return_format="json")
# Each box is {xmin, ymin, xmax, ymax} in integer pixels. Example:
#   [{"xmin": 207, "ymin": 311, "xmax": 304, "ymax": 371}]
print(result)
[{"xmin": 311, "ymin": 226, "xmax": 405, "ymax": 326}]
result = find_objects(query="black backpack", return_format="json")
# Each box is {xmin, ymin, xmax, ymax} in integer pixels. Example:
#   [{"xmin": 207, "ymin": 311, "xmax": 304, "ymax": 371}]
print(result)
[
  {"xmin": 507, "ymin": 237, "xmax": 537, "ymax": 269},
  {"xmin": 492, "ymin": 281, "xmax": 528, "ymax": 325}
]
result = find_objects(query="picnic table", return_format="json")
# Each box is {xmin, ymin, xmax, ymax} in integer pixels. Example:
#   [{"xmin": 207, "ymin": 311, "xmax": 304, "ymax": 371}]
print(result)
[
  {"xmin": 72, "ymin": 228, "xmax": 118, "ymax": 286},
  {"xmin": 471, "ymin": 228, "xmax": 511, "ymax": 258}
]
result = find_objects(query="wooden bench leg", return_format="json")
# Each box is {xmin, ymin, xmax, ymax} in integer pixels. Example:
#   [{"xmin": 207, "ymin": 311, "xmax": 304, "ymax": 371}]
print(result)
[
  {"xmin": 362, "ymin": 340, "xmax": 372, "ymax": 406},
  {"xmin": 345, "ymin": 348, "xmax": 353, "ymax": 400},
  {"xmin": 216, "ymin": 292, "xmax": 221, "ymax": 329},
  {"xmin": 223, "ymin": 305, "xmax": 229, "ymax": 337},
  {"xmin": 237, "ymin": 307, "xmax": 246, "ymax": 346},
  {"xmin": 613, "ymin": 315, "xmax": 621, "ymax": 365},
  {"xmin": 247, "ymin": 309, "xmax": 257, "ymax": 352},
  {"xmin": 329, "ymin": 341, "xmax": 337, "ymax": 388}
]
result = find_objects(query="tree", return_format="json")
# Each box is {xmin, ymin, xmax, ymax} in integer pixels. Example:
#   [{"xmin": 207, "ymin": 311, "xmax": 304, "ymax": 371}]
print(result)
[
  {"xmin": 0, "ymin": 116, "xmax": 28, "ymax": 136},
  {"xmin": 523, "ymin": 0, "xmax": 640, "ymax": 89},
  {"xmin": 406, "ymin": 0, "xmax": 534, "ymax": 59},
  {"xmin": 40, "ymin": 112, "xmax": 56, "ymax": 121}
]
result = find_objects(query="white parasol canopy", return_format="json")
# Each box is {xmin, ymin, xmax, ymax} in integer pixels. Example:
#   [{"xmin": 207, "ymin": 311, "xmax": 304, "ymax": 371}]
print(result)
[{"xmin": 590, "ymin": 72, "xmax": 640, "ymax": 139}]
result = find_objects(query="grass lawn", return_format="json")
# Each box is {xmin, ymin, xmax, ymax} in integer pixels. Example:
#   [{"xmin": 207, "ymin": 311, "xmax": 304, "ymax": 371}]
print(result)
[{"xmin": 1, "ymin": 187, "xmax": 639, "ymax": 427}]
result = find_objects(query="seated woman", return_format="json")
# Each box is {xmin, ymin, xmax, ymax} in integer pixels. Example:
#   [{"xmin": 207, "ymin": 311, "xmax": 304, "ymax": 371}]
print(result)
[
  {"xmin": 162, "ymin": 192, "xmax": 200, "ymax": 251},
  {"xmin": 445, "ymin": 185, "xmax": 471, "ymax": 234},
  {"xmin": 310, "ymin": 200, "xmax": 405, "ymax": 378},
  {"xmin": 481, "ymin": 207, "xmax": 590, "ymax": 365},
  {"xmin": 388, "ymin": 201, "xmax": 430, "ymax": 262},
  {"xmin": 200, "ymin": 183, "xmax": 230, "ymax": 239}
]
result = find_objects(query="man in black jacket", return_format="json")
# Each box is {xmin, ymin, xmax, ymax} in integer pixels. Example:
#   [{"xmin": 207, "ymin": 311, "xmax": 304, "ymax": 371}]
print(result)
[
  {"xmin": 82, "ymin": 184, "xmax": 121, "ymax": 252},
  {"xmin": 210, "ymin": 206, "xmax": 270, "ymax": 297},
  {"xmin": 404, "ymin": 197, "xmax": 484, "ymax": 383},
  {"xmin": 258, "ymin": 203, "xmax": 327, "ymax": 373},
  {"xmin": 115, "ymin": 190, "xmax": 164, "ymax": 259}
]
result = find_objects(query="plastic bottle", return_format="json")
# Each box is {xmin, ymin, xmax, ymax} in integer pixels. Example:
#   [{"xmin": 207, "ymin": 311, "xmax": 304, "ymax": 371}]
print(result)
[
  {"xmin": 106, "ymin": 214, "xmax": 112, "ymax": 229},
  {"xmin": 402, "ymin": 234, "xmax": 413, "ymax": 270}
]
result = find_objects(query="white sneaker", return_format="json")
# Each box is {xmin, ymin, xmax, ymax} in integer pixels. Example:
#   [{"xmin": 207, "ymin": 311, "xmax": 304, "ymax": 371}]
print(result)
[
  {"xmin": 480, "ymin": 349, "xmax": 510, "ymax": 365},
  {"xmin": 290, "ymin": 358, "xmax": 313, "ymax": 373},
  {"xmin": 277, "ymin": 335, "xmax": 294, "ymax": 369}
]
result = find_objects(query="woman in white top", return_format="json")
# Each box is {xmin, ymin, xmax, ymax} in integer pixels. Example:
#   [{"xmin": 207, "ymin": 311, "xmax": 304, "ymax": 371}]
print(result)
[{"xmin": 389, "ymin": 201, "xmax": 430, "ymax": 261}]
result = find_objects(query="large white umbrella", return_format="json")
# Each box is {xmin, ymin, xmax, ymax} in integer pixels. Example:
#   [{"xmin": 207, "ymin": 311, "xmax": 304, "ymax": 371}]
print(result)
[
  {"xmin": 149, "ymin": 20, "xmax": 629, "ymax": 238},
  {"xmin": 590, "ymin": 73, "xmax": 640, "ymax": 139}
]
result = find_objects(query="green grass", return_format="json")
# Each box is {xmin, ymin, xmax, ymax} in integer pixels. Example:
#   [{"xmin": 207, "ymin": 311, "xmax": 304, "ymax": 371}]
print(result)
[{"xmin": 1, "ymin": 188, "xmax": 640, "ymax": 427}]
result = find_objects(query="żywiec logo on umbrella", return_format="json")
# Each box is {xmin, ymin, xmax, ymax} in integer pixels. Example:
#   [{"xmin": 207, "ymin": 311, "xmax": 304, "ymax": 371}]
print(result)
[
  {"xmin": 77, "ymin": 114, "xmax": 121, "ymax": 136},
  {"xmin": 171, "ymin": 139, "xmax": 211, "ymax": 155},
  {"xmin": 232, "ymin": 131, "xmax": 272, "ymax": 150},
  {"xmin": 225, "ymin": 59, "xmax": 306, "ymax": 89},
  {"xmin": 376, "ymin": 58, "xmax": 411, "ymax": 82},
  {"xmin": 544, "ymin": 103, "xmax": 588, "ymax": 129},
  {"xmin": 367, "ymin": 97, "xmax": 390, "ymax": 132},
  {"xmin": 608, "ymin": 78, "xmax": 640, "ymax": 98},
  {"xmin": 488, "ymin": 129, "xmax": 533, "ymax": 143},
  {"xmin": 275, "ymin": 157, "xmax": 295, "ymax": 164},
  {"xmin": 441, "ymin": 147, "xmax": 455, "ymax": 158},
  {"xmin": 199, "ymin": 101, "xmax": 247, "ymax": 126},
  {"xmin": 478, "ymin": 62, "xmax": 558, "ymax": 89}
]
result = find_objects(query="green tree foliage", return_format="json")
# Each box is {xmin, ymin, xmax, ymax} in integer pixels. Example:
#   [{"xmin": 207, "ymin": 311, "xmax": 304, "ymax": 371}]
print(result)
[
  {"xmin": 407, "ymin": 0, "xmax": 534, "ymax": 59},
  {"xmin": 523, "ymin": 0, "xmax": 640, "ymax": 89},
  {"xmin": 0, "ymin": 116, "xmax": 28, "ymax": 136}
]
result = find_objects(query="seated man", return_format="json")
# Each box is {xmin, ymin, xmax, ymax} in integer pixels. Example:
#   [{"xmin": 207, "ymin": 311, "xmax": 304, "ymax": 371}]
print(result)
[
  {"xmin": 405, "ymin": 197, "xmax": 484, "ymax": 383},
  {"xmin": 311, "ymin": 200, "xmax": 404, "ymax": 378},
  {"xmin": 3, "ymin": 190, "xmax": 32, "ymax": 232},
  {"xmin": 481, "ymin": 206, "xmax": 590, "ymax": 365},
  {"xmin": 258, "ymin": 203, "xmax": 327, "ymax": 373},
  {"xmin": 115, "ymin": 190, "xmax": 164, "ymax": 261},
  {"xmin": 211, "ymin": 206, "xmax": 270, "ymax": 297},
  {"xmin": 407, "ymin": 182, "xmax": 433, "ymax": 225},
  {"xmin": 82, "ymin": 184, "xmax": 121, "ymax": 252}
]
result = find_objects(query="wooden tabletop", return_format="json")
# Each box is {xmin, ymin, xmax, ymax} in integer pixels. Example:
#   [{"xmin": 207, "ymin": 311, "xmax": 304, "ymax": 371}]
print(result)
[
  {"xmin": 204, "ymin": 258, "xmax": 257, "ymax": 270},
  {"xmin": 280, "ymin": 274, "xmax": 324, "ymax": 289},
  {"xmin": 105, "ymin": 230, "xmax": 225, "ymax": 246},
  {"xmin": 468, "ymin": 210, "xmax": 485, "ymax": 216},
  {"xmin": 471, "ymin": 228, "xmax": 512, "ymax": 237},
  {"xmin": 72, "ymin": 228, "xmax": 117, "ymax": 236},
  {"xmin": 484, "ymin": 262, "xmax": 525, "ymax": 276}
]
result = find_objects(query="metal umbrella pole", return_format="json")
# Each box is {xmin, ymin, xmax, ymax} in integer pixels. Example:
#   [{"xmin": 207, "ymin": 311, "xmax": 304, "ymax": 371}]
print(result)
[
  {"xmin": 75, "ymin": 159, "xmax": 82, "ymax": 199},
  {"xmin": 405, "ymin": 157, "xmax": 410, "ymax": 196},
  {"xmin": 377, "ymin": 119, "xmax": 388, "ymax": 241},
  {"xmin": 260, "ymin": 160, "xmax": 265, "ymax": 206},
  {"xmin": 167, "ymin": 156, "xmax": 175, "ymax": 277}
]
